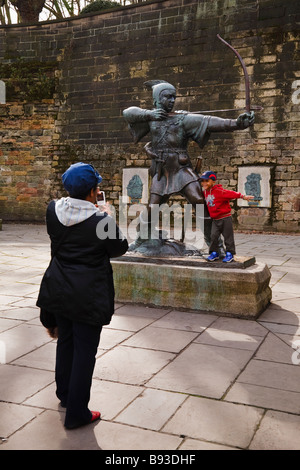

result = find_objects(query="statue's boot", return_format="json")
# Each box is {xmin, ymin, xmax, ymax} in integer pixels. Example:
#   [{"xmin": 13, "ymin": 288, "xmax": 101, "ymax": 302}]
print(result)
[
  {"xmin": 128, "ymin": 212, "xmax": 152, "ymax": 251},
  {"xmin": 128, "ymin": 210, "xmax": 170, "ymax": 251}
]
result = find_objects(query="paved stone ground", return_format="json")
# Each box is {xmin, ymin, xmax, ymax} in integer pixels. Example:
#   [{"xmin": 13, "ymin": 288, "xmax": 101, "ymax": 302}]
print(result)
[{"xmin": 0, "ymin": 224, "xmax": 299, "ymax": 450}]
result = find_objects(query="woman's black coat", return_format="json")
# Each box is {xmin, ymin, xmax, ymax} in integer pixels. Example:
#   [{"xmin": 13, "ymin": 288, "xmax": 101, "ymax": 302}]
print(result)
[{"xmin": 37, "ymin": 201, "xmax": 128, "ymax": 326}]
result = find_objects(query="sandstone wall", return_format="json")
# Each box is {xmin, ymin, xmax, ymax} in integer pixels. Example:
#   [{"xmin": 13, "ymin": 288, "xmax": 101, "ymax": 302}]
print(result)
[{"xmin": 0, "ymin": 0, "xmax": 299, "ymax": 231}]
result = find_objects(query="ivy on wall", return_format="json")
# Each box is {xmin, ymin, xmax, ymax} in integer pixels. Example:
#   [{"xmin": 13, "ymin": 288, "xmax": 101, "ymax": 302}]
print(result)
[{"xmin": 0, "ymin": 59, "xmax": 58, "ymax": 101}]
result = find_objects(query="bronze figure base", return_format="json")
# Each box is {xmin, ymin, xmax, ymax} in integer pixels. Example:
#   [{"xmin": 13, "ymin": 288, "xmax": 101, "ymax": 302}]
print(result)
[{"xmin": 128, "ymin": 236, "xmax": 202, "ymax": 257}]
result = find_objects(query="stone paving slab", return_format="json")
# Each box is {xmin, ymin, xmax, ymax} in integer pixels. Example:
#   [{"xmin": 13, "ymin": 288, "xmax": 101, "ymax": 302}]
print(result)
[
  {"xmin": 122, "ymin": 325, "xmax": 199, "ymax": 353},
  {"xmin": 150, "ymin": 310, "xmax": 218, "ymax": 332},
  {"xmin": 225, "ymin": 382, "xmax": 300, "ymax": 415},
  {"xmin": 0, "ymin": 306, "xmax": 39, "ymax": 321},
  {"xmin": 249, "ymin": 411, "xmax": 300, "ymax": 450},
  {"xmin": 0, "ymin": 364, "xmax": 54, "ymax": 403},
  {"xmin": 179, "ymin": 438, "xmax": 238, "ymax": 450},
  {"xmin": 12, "ymin": 342, "xmax": 57, "ymax": 370},
  {"xmin": 235, "ymin": 359, "xmax": 300, "ymax": 392},
  {"xmin": 1, "ymin": 411, "xmax": 183, "ymax": 450},
  {"xmin": 0, "ymin": 403, "xmax": 42, "ymax": 439},
  {"xmin": 0, "ymin": 323, "xmax": 51, "ymax": 363},
  {"xmin": 105, "ymin": 313, "xmax": 155, "ymax": 332},
  {"xmin": 0, "ymin": 224, "xmax": 300, "ymax": 450},
  {"xmin": 147, "ymin": 342, "xmax": 255, "ymax": 398},
  {"xmin": 162, "ymin": 396, "xmax": 264, "ymax": 449},
  {"xmin": 94, "ymin": 345, "xmax": 175, "ymax": 385},
  {"xmin": 193, "ymin": 327, "xmax": 264, "ymax": 351},
  {"xmin": 115, "ymin": 388, "xmax": 187, "ymax": 431},
  {"xmin": 254, "ymin": 331, "xmax": 298, "ymax": 364}
]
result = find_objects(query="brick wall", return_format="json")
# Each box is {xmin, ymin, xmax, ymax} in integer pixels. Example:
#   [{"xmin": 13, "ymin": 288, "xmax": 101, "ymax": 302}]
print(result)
[
  {"xmin": 0, "ymin": 101, "xmax": 59, "ymax": 221},
  {"xmin": 0, "ymin": 0, "xmax": 299, "ymax": 231}
]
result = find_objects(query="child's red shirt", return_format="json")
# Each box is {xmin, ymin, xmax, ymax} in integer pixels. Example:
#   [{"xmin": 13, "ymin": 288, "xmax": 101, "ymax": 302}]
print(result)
[{"xmin": 203, "ymin": 184, "xmax": 243, "ymax": 220}]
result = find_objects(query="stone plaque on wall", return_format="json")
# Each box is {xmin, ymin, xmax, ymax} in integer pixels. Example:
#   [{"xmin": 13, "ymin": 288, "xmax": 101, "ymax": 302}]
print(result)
[
  {"xmin": 122, "ymin": 168, "xmax": 149, "ymax": 204},
  {"xmin": 238, "ymin": 166, "xmax": 272, "ymax": 208},
  {"xmin": 0, "ymin": 81, "xmax": 5, "ymax": 104}
]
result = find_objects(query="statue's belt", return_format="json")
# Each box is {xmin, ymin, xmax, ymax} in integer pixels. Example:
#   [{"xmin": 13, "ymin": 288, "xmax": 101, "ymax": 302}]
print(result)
[{"xmin": 153, "ymin": 149, "xmax": 189, "ymax": 162}]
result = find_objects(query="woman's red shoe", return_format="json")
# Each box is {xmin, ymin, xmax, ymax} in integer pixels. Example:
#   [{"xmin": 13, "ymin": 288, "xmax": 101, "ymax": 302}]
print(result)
[
  {"xmin": 65, "ymin": 411, "xmax": 101, "ymax": 429},
  {"xmin": 91, "ymin": 411, "xmax": 101, "ymax": 423}
]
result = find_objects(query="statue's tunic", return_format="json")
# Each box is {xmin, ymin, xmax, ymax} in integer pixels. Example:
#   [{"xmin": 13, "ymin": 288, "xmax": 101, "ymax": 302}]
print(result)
[{"xmin": 123, "ymin": 107, "xmax": 211, "ymax": 197}]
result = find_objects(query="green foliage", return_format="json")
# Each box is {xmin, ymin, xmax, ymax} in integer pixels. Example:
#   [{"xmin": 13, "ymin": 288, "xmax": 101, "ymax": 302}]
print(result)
[
  {"xmin": 0, "ymin": 59, "xmax": 58, "ymax": 101},
  {"xmin": 80, "ymin": 0, "xmax": 121, "ymax": 15}
]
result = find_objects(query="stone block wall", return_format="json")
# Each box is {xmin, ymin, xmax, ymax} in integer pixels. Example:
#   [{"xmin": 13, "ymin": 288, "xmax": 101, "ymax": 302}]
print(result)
[
  {"xmin": 0, "ymin": 101, "xmax": 59, "ymax": 221},
  {"xmin": 0, "ymin": 0, "xmax": 299, "ymax": 231}
]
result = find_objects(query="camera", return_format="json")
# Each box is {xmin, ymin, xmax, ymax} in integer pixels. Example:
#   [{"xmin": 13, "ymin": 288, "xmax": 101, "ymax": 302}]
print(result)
[{"xmin": 97, "ymin": 191, "xmax": 106, "ymax": 205}]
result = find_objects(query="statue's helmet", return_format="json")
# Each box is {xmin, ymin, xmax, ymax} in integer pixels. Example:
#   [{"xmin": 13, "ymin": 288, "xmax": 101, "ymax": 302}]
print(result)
[{"xmin": 144, "ymin": 80, "xmax": 176, "ymax": 107}]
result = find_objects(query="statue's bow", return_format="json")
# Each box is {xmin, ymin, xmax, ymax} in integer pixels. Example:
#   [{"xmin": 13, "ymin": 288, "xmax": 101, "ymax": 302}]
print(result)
[
  {"xmin": 176, "ymin": 35, "xmax": 262, "ymax": 115},
  {"xmin": 217, "ymin": 34, "xmax": 254, "ymax": 113}
]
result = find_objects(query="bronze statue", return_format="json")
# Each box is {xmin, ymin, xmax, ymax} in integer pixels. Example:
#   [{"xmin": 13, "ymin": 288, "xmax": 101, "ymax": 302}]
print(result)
[{"xmin": 123, "ymin": 80, "xmax": 254, "ymax": 253}]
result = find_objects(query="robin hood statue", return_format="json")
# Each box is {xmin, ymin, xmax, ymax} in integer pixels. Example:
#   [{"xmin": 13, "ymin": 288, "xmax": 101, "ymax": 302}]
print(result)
[{"xmin": 123, "ymin": 80, "xmax": 254, "ymax": 254}]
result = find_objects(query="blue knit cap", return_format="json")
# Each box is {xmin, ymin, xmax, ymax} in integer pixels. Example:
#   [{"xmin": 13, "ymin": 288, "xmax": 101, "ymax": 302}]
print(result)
[{"xmin": 62, "ymin": 162, "xmax": 102, "ymax": 197}]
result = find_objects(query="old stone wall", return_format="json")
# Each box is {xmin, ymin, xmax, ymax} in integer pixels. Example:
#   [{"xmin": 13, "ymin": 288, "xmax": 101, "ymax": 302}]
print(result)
[{"xmin": 0, "ymin": 0, "xmax": 299, "ymax": 231}]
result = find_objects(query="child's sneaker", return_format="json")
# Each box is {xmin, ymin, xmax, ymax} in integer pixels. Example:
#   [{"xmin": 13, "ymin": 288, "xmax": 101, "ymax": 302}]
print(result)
[
  {"xmin": 207, "ymin": 252, "xmax": 219, "ymax": 261},
  {"xmin": 223, "ymin": 252, "xmax": 234, "ymax": 263}
]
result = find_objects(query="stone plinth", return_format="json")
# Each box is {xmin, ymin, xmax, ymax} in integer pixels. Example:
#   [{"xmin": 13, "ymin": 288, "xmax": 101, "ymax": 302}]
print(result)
[{"xmin": 112, "ymin": 255, "xmax": 272, "ymax": 319}]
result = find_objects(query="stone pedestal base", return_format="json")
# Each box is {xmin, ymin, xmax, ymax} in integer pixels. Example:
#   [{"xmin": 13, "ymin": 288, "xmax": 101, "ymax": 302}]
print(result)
[{"xmin": 112, "ymin": 255, "xmax": 272, "ymax": 319}]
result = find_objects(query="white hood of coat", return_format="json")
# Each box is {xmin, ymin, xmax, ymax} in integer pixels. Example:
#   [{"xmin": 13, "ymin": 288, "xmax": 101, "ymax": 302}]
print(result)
[{"xmin": 55, "ymin": 197, "xmax": 99, "ymax": 226}]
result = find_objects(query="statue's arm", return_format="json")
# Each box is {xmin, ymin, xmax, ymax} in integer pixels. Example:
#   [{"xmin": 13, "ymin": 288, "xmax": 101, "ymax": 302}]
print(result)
[
  {"xmin": 207, "ymin": 111, "xmax": 255, "ymax": 132},
  {"xmin": 123, "ymin": 106, "xmax": 167, "ymax": 124},
  {"xmin": 123, "ymin": 107, "xmax": 161, "ymax": 144}
]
